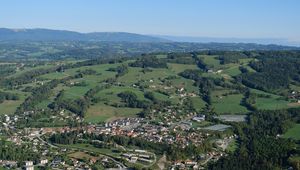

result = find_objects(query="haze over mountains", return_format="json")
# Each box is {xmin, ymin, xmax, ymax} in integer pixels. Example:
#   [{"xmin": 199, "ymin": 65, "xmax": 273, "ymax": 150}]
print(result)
[
  {"xmin": 0, "ymin": 28, "xmax": 168, "ymax": 42},
  {"xmin": 0, "ymin": 28, "xmax": 299, "ymax": 47},
  {"xmin": 155, "ymin": 35, "xmax": 299, "ymax": 47}
]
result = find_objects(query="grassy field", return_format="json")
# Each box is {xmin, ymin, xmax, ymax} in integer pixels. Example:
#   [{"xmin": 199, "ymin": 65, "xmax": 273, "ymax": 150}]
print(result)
[
  {"xmin": 169, "ymin": 77, "xmax": 198, "ymax": 93},
  {"xmin": 35, "ymin": 99, "xmax": 52, "ymax": 109},
  {"xmin": 255, "ymin": 97, "xmax": 290, "ymax": 110},
  {"xmin": 1, "ymin": 55, "xmax": 296, "ymax": 123},
  {"xmin": 61, "ymin": 85, "xmax": 90, "ymax": 100},
  {"xmin": 290, "ymin": 84, "xmax": 300, "ymax": 91},
  {"xmin": 0, "ymin": 100, "xmax": 24, "ymax": 115},
  {"xmin": 118, "ymin": 67, "xmax": 174, "ymax": 85},
  {"xmin": 212, "ymin": 93, "xmax": 248, "ymax": 114},
  {"xmin": 95, "ymin": 86, "xmax": 147, "ymax": 103},
  {"xmin": 222, "ymin": 65, "xmax": 241, "ymax": 77},
  {"xmin": 190, "ymin": 97, "xmax": 206, "ymax": 111},
  {"xmin": 283, "ymin": 124, "xmax": 300, "ymax": 140},
  {"xmin": 0, "ymin": 91, "xmax": 28, "ymax": 115},
  {"xmin": 199, "ymin": 55, "xmax": 221, "ymax": 69},
  {"xmin": 250, "ymin": 88, "xmax": 291, "ymax": 110},
  {"xmin": 85, "ymin": 103, "xmax": 142, "ymax": 123},
  {"xmin": 68, "ymin": 151, "xmax": 98, "ymax": 160},
  {"xmin": 168, "ymin": 63, "xmax": 198, "ymax": 74},
  {"xmin": 39, "ymin": 71, "xmax": 69, "ymax": 80},
  {"xmin": 192, "ymin": 120, "xmax": 212, "ymax": 128},
  {"xmin": 9, "ymin": 64, "xmax": 55, "ymax": 78},
  {"xmin": 199, "ymin": 55, "xmax": 254, "ymax": 78},
  {"xmin": 64, "ymin": 63, "xmax": 121, "ymax": 75}
]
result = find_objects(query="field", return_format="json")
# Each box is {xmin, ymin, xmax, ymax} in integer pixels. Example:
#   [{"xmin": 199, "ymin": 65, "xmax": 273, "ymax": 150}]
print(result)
[
  {"xmin": 222, "ymin": 65, "xmax": 241, "ymax": 76},
  {"xmin": 255, "ymin": 97, "xmax": 290, "ymax": 110},
  {"xmin": 3, "ymin": 41, "xmax": 300, "ymax": 170},
  {"xmin": 63, "ymin": 85, "xmax": 92, "ymax": 100},
  {"xmin": 85, "ymin": 104, "xmax": 142, "ymax": 123},
  {"xmin": 2, "ymin": 52, "xmax": 300, "ymax": 124},
  {"xmin": 190, "ymin": 97, "xmax": 206, "ymax": 111},
  {"xmin": 168, "ymin": 63, "xmax": 199, "ymax": 74},
  {"xmin": 39, "ymin": 72, "xmax": 69, "ymax": 79},
  {"xmin": 283, "ymin": 124, "xmax": 300, "ymax": 140},
  {"xmin": 169, "ymin": 77, "xmax": 198, "ymax": 93},
  {"xmin": 211, "ymin": 90, "xmax": 248, "ymax": 114},
  {"xmin": 0, "ymin": 91, "xmax": 28, "ymax": 115},
  {"xmin": 9, "ymin": 64, "xmax": 55, "ymax": 78},
  {"xmin": 96, "ymin": 86, "xmax": 147, "ymax": 101},
  {"xmin": 192, "ymin": 120, "xmax": 212, "ymax": 128},
  {"xmin": 250, "ymin": 88, "xmax": 291, "ymax": 110},
  {"xmin": 118, "ymin": 67, "xmax": 174, "ymax": 86},
  {"xmin": 199, "ymin": 55, "xmax": 221, "ymax": 70},
  {"xmin": 0, "ymin": 100, "xmax": 24, "ymax": 115},
  {"xmin": 199, "ymin": 55, "xmax": 255, "ymax": 78},
  {"xmin": 68, "ymin": 151, "xmax": 97, "ymax": 160}
]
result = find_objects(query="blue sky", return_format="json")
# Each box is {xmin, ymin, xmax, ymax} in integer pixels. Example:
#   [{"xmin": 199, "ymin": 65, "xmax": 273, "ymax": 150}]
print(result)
[{"xmin": 1, "ymin": 0, "xmax": 299, "ymax": 42}]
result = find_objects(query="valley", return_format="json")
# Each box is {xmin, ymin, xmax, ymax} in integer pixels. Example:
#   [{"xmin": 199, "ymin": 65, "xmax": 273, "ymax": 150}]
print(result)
[{"xmin": 0, "ymin": 49, "xmax": 299, "ymax": 169}]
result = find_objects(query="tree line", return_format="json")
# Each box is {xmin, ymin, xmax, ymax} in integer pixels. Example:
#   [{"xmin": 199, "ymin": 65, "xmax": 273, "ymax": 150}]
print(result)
[{"xmin": 0, "ymin": 91, "xmax": 19, "ymax": 103}]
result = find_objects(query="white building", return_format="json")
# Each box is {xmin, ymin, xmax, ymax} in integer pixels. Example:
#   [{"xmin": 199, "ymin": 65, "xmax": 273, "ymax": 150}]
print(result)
[
  {"xmin": 24, "ymin": 161, "xmax": 34, "ymax": 170},
  {"xmin": 40, "ymin": 159, "xmax": 48, "ymax": 165}
]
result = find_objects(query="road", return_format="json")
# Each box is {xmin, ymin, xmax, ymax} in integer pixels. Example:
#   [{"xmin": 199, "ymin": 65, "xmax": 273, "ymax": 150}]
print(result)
[
  {"xmin": 200, "ymin": 155, "xmax": 213, "ymax": 165},
  {"xmin": 36, "ymin": 134, "xmax": 58, "ymax": 148}
]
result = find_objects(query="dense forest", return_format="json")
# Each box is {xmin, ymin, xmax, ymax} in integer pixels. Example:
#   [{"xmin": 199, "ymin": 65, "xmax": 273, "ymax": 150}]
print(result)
[
  {"xmin": 237, "ymin": 51, "xmax": 300, "ymax": 93},
  {"xmin": 209, "ymin": 108, "xmax": 300, "ymax": 170}
]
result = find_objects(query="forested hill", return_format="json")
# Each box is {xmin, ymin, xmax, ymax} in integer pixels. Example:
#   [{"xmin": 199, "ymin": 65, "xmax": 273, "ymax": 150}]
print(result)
[
  {"xmin": 0, "ymin": 28, "xmax": 169, "ymax": 42},
  {"xmin": 0, "ymin": 28, "xmax": 299, "ymax": 51}
]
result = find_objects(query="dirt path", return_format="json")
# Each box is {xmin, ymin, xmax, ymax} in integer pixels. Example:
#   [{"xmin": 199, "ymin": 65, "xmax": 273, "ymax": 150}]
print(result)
[{"xmin": 157, "ymin": 154, "xmax": 167, "ymax": 170}]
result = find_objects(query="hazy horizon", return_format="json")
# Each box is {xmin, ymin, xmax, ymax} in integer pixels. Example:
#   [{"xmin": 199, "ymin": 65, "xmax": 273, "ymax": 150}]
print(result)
[{"xmin": 1, "ymin": 27, "xmax": 299, "ymax": 46}]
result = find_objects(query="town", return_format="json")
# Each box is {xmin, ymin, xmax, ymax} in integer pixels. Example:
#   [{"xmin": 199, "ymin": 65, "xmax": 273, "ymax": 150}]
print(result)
[{"xmin": 0, "ymin": 106, "xmax": 239, "ymax": 170}]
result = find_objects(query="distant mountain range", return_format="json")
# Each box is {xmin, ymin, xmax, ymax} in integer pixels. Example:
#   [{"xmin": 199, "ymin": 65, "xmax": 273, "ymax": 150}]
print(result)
[
  {"xmin": 0, "ymin": 28, "xmax": 168, "ymax": 42},
  {"xmin": 155, "ymin": 35, "xmax": 300, "ymax": 47},
  {"xmin": 0, "ymin": 28, "xmax": 299, "ymax": 47}
]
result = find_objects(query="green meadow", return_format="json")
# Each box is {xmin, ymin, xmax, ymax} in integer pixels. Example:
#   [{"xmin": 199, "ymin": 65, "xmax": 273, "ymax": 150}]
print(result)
[{"xmin": 283, "ymin": 124, "xmax": 300, "ymax": 140}]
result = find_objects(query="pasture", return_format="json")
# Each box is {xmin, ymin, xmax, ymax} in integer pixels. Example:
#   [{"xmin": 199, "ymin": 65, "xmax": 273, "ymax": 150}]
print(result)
[
  {"xmin": 212, "ymin": 93, "xmax": 248, "ymax": 114},
  {"xmin": 283, "ymin": 124, "xmax": 300, "ymax": 140},
  {"xmin": 85, "ymin": 103, "xmax": 142, "ymax": 123}
]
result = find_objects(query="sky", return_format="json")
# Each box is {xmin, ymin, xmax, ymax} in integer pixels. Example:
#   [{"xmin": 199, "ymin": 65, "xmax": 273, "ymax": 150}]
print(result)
[{"xmin": 1, "ymin": 0, "xmax": 300, "ymax": 43}]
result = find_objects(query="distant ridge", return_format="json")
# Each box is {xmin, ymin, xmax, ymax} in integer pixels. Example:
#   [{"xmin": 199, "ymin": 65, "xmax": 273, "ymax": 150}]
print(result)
[
  {"xmin": 0, "ymin": 28, "xmax": 299, "ymax": 47},
  {"xmin": 155, "ymin": 35, "xmax": 300, "ymax": 47},
  {"xmin": 0, "ymin": 28, "xmax": 169, "ymax": 42}
]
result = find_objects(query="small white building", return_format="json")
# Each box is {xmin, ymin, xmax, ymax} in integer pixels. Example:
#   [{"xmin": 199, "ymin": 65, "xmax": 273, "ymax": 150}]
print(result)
[
  {"xmin": 24, "ymin": 161, "xmax": 34, "ymax": 170},
  {"xmin": 40, "ymin": 159, "xmax": 48, "ymax": 165},
  {"xmin": 25, "ymin": 161, "xmax": 33, "ymax": 166},
  {"xmin": 192, "ymin": 115, "xmax": 206, "ymax": 122}
]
